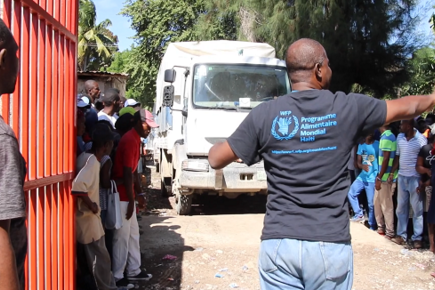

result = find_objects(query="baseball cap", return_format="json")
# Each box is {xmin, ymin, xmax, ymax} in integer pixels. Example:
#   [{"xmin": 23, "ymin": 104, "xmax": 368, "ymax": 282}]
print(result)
[
  {"xmin": 81, "ymin": 96, "xmax": 91, "ymax": 105},
  {"xmin": 119, "ymin": 107, "xmax": 137, "ymax": 117},
  {"xmin": 115, "ymin": 113, "xmax": 135, "ymax": 133},
  {"xmin": 77, "ymin": 97, "xmax": 89, "ymax": 108},
  {"xmin": 136, "ymin": 109, "xmax": 158, "ymax": 128},
  {"xmin": 125, "ymin": 99, "xmax": 141, "ymax": 107}
]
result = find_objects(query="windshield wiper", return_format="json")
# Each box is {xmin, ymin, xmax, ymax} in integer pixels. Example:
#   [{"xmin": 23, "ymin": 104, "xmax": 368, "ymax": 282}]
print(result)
[{"xmin": 196, "ymin": 105, "xmax": 252, "ymax": 111}]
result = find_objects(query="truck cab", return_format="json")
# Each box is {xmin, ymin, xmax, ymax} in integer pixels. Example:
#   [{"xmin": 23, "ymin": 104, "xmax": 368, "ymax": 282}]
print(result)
[{"xmin": 153, "ymin": 41, "xmax": 291, "ymax": 214}]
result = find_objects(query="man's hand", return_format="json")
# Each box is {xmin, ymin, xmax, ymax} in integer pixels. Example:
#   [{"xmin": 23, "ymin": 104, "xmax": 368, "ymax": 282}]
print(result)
[
  {"xmin": 91, "ymin": 202, "xmax": 99, "ymax": 214},
  {"xmin": 126, "ymin": 201, "xmax": 135, "ymax": 220},
  {"xmin": 387, "ymin": 174, "xmax": 394, "ymax": 184},
  {"xmin": 362, "ymin": 164, "xmax": 370, "ymax": 172},
  {"xmin": 375, "ymin": 179, "xmax": 382, "ymax": 191},
  {"xmin": 416, "ymin": 180, "xmax": 426, "ymax": 195},
  {"xmin": 136, "ymin": 195, "xmax": 146, "ymax": 211}
]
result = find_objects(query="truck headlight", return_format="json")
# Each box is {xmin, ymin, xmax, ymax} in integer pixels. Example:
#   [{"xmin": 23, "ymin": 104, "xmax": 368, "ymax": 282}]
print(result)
[{"xmin": 182, "ymin": 160, "xmax": 209, "ymax": 172}]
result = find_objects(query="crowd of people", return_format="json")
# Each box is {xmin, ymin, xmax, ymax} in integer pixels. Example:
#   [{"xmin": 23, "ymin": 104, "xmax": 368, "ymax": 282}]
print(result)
[
  {"xmin": 74, "ymin": 80, "xmax": 157, "ymax": 290},
  {"xmin": 347, "ymin": 116, "xmax": 435, "ymax": 251}
]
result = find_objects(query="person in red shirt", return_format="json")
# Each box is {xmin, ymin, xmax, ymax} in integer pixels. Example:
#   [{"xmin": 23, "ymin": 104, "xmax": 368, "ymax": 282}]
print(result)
[{"xmin": 111, "ymin": 109, "xmax": 158, "ymax": 287}]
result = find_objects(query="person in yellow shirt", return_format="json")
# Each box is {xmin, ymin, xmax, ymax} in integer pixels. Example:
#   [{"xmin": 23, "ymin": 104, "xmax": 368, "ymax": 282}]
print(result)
[{"xmin": 73, "ymin": 123, "xmax": 127, "ymax": 290}]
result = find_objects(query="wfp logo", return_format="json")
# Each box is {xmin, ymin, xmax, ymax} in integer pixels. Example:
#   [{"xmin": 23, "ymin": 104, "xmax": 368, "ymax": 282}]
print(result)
[{"xmin": 271, "ymin": 111, "xmax": 299, "ymax": 141}]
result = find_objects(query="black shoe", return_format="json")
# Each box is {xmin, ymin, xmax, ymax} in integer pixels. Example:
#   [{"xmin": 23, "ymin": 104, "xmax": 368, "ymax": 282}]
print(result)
[
  {"xmin": 127, "ymin": 270, "xmax": 152, "ymax": 281},
  {"xmin": 116, "ymin": 278, "xmax": 134, "ymax": 289}
]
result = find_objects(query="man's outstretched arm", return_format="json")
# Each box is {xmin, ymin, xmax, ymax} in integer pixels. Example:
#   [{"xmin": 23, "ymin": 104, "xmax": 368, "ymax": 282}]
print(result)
[
  {"xmin": 209, "ymin": 141, "xmax": 239, "ymax": 169},
  {"xmin": 385, "ymin": 94, "xmax": 435, "ymax": 124}
]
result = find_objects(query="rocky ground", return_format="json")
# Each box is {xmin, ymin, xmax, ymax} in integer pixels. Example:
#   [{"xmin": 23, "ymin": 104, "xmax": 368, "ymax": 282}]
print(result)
[{"xmin": 131, "ymin": 166, "xmax": 435, "ymax": 290}]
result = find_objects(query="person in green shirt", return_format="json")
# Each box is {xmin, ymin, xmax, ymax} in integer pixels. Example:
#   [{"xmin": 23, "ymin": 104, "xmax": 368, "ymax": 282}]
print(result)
[{"xmin": 374, "ymin": 124, "xmax": 398, "ymax": 239}]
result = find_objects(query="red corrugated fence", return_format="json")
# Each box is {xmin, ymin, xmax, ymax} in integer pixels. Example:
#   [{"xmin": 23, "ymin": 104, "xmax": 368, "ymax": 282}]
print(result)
[{"xmin": 1, "ymin": 0, "xmax": 78, "ymax": 289}]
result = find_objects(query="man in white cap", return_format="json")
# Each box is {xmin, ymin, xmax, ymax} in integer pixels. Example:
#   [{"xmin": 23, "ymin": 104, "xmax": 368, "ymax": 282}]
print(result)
[{"xmin": 125, "ymin": 99, "xmax": 141, "ymax": 111}]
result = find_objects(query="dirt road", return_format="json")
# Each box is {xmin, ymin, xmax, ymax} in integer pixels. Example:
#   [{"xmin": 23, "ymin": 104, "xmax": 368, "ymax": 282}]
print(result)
[{"xmin": 137, "ymin": 167, "xmax": 435, "ymax": 290}]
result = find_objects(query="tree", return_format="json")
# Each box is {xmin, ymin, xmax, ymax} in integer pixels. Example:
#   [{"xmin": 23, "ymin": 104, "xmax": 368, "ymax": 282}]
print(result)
[
  {"xmin": 78, "ymin": 0, "xmax": 119, "ymax": 71},
  {"xmin": 107, "ymin": 49, "xmax": 132, "ymax": 73},
  {"xmin": 121, "ymin": 0, "xmax": 208, "ymax": 108},
  {"xmin": 196, "ymin": 0, "xmax": 421, "ymax": 98},
  {"xmin": 401, "ymin": 47, "xmax": 435, "ymax": 96},
  {"xmin": 401, "ymin": 6, "xmax": 435, "ymax": 96}
]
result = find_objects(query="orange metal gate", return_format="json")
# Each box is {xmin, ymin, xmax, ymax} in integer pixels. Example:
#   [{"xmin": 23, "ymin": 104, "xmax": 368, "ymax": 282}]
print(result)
[{"xmin": 1, "ymin": 0, "xmax": 78, "ymax": 289}]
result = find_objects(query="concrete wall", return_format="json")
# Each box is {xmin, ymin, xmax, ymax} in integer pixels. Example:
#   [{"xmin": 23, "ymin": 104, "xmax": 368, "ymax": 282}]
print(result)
[{"xmin": 78, "ymin": 74, "xmax": 128, "ymax": 98}]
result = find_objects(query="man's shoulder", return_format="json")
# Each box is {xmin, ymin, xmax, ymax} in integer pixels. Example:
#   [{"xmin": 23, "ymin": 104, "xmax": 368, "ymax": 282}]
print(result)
[
  {"xmin": 77, "ymin": 153, "xmax": 98, "ymax": 171},
  {"xmin": 119, "ymin": 129, "xmax": 138, "ymax": 146},
  {"xmin": 0, "ymin": 116, "xmax": 17, "ymax": 138},
  {"xmin": 420, "ymin": 144, "xmax": 432, "ymax": 152},
  {"xmin": 416, "ymin": 131, "xmax": 427, "ymax": 141}
]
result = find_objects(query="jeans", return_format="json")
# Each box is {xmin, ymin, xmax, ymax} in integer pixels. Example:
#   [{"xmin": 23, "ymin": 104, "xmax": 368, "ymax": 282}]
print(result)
[
  {"xmin": 259, "ymin": 239, "xmax": 353, "ymax": 290},
  {"xmin": 396, "ymin": 175, "xmax": 423, "ymax": 241},
  {"xmin": 348, "ymin": 179, "xmax": 376, "ymax": 229}
]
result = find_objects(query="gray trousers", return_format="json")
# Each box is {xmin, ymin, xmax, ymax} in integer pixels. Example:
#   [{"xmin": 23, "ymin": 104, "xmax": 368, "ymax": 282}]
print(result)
[{"xmin": 81, "ymin": 237, "xmax": 117, "ymax": 290}]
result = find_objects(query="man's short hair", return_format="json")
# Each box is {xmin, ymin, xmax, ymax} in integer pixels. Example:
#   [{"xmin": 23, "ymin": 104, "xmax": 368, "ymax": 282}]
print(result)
[
  {"xmin": 84, "ymin": 80, "xmax": 98, "ymax": 92},
  {"xmin": 0, "ymin": 19, "xmax": 13, "ymax": 48},
  {"xmin": 286, "ymin": 38, "xmax": 326, "ymax": 76},
  {"xmin": 91, "ymin": 123, "xmax": 114, "ymax": 151},
  {"xmin": 101, "ymin": 88, "xmax": 119, "ymax": 106}
]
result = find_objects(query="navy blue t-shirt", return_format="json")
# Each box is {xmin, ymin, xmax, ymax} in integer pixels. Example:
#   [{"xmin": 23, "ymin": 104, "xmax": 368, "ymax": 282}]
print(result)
[{"xmin": 227, "ymin": 90, "xmax": 387, "ymax": 243}]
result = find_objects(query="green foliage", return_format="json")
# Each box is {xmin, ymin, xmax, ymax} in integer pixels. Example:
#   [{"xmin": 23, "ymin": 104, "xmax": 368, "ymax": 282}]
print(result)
[
  {"xmin": 78, "ymin": 0, "xmax": 119, "ymax": 71},
  {"xmin": 107, "ymin": 50, "xmax": 131, "ymax": 73},
  {"xmin": 401, "ymin": 48, "xmax": 435, "ymax": 96},
  {"xmin": 400, "ymin": 5, "xmax": 435, "ymax": 96},
  {"xmin": 196, "ymin": 0, "xmax": 421, "ymax": 98},
  {"xmin": 121, "ymin": 0, "xmax": 207, "ymax": 108}
]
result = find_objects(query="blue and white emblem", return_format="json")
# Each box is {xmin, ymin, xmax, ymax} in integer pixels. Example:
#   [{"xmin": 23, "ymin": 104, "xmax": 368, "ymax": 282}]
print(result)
[{"xmin": 271, "ymin": 111, "xmax": 299, "ymax": 141}]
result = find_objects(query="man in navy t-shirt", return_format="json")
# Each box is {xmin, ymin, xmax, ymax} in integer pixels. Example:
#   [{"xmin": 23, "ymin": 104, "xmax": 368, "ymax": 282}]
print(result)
[{"xmin": 208, "ymin": 38, "xmax": 435, "ymax": 290}]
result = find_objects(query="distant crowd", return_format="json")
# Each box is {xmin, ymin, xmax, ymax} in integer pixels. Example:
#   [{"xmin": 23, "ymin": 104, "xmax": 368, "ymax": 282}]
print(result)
[
  {"xmin": 348, "ymin": 115, "xmax": 435, "ymax": 251},
  {"xmin": 75, "ymin": 80, "xmax": 157, "ymax": 290}
]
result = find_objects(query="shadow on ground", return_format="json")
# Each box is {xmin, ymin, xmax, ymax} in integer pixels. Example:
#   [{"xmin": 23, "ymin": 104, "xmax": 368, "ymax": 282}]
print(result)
[
  {"xmin": 139, "ymin": 214, "xmax": 195, "ymax": 290},
  {"xmin": 190, "ymin": 194, "xmax": 267, "ymax": 216}
]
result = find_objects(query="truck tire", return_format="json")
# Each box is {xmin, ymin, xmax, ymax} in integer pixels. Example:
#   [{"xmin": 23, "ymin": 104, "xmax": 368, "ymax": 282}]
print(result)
[
  {"xmin": 161, "ymin": 180, "xmax": 169, "ymax": 197},
  {"xmin": 176, "ymin": 194, "xmax": 193, "ymax": 215}
]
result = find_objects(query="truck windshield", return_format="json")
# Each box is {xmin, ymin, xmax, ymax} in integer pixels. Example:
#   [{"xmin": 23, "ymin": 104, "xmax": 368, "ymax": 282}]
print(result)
[{"xmin": 193, "ymin": 64, "xmax": 291, "ymax": 109}]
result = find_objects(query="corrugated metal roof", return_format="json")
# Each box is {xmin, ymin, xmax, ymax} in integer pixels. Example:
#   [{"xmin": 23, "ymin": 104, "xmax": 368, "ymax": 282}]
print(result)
[{"xmin": 78, "ymin": 71, "xmax": 129, "ymax": 77}]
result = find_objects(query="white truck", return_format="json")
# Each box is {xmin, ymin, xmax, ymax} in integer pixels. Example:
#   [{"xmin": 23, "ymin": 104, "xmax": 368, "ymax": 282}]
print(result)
[{"xmin": 153, "ymin": 41, "xmax": 291, "ymax": 215}]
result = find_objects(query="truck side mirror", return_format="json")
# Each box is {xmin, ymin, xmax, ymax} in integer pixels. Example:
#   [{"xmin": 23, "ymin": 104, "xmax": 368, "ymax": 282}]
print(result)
[
  {"xmin": 163, "ymin": 85, "xmax": 174, "ymax": 107},
  {"xmin": 164, "ymin": 69, "xmax": 176, "ymax": 83}
]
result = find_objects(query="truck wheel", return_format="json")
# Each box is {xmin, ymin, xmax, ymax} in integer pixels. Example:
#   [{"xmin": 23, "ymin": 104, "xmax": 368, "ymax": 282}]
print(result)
[
  {"xmin": 161, "ymin": 177, "xmax": 172, "ymax": 198},
  {"xmin": 161, "ymin": 180, "xmax": 169, "ymax": 197},
  {"xmin": 176, "ymin": 194, "xmax": 193, "ymax": 215}
]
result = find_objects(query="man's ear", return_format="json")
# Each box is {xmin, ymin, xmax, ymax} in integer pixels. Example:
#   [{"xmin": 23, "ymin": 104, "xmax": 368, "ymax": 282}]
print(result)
[
  {"xmin": 0, "ymin": 48, "xmax": 7, "ymax": 70},
  {"xmin": 315, "ymin": 62, "xmax": 322, "ymax": 79}
]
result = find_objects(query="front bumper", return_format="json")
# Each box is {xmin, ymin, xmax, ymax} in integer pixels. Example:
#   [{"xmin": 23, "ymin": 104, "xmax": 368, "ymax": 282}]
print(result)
[{"xmin": 179, "ymin": 161, "xmax": 267, "ymax": 192}]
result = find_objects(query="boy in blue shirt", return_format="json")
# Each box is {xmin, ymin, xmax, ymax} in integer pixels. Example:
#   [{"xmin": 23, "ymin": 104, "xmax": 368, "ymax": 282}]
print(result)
[{"xmin": 348, "ymin": 132, "xmax": 380, "ymax": 230}]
